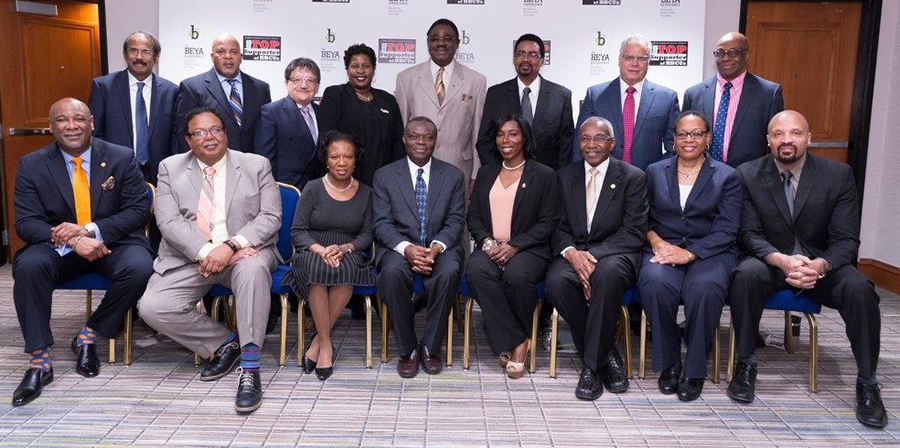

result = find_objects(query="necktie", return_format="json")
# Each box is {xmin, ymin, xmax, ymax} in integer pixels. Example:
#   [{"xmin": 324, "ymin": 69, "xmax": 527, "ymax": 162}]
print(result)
[
  {"xmin": 710, "ymin": 81, "xmax": 732, "ymax": 162},
  {"xmin": 586, "ymin": 167, "xmax": 598, "ymax": 230},
  {"xmin": 226, "ymin": 79, "xmax": 243, "ymax": 127},
  {"xmin": 435, "ymin": 67, "xmax": 445, "ymax": 106},
  {"xmin": 134, "ymin": 81, "xmax": 150, "ymax": 165},
  {"xmin": 521, "ymin": 87, "xmax": 533, "ymax": 124},
  {"xmin": 71, "ymin": 157, "xmax": 91, "ymax": 226},
  {"xmin": 197, "ymin": 166, "xmax": 216, "ymax": 238},
  {"xmin": 622, "ymin": 86, "xmax": 636, "ymax": 164},
  {"xmin": 781, "ymin": 170, "xmax": 794, "ymax": 217},
  {"xmin": 415, "ymin": 168, "xmax": 427, "ymax": 246},
  {"xmin": 300, "ymin": 105, "xmax": 317, "ymax": 143}
]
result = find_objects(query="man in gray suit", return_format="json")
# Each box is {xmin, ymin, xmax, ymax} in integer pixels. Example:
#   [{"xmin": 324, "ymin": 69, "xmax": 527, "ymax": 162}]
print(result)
[
  {"xmin": 395, "ymin": 18, "xmax": 487, "ymax": 187},
  {"xmin": 139, "ymin": 107, "xmax": 281, "ymax": 414},
  {"xmin": 373, "ymin": 116, "xmax": 466, "ymax": 378}
]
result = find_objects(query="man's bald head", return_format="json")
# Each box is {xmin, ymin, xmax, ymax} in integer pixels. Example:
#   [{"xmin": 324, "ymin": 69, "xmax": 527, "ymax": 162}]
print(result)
[
  {"xmin": 717, "ymin": 32, "xmax": 749, "ymax": 49},
  {"xmin": 49, "ymin": 98, "xmax": 93, "ymax": 155},
  {"xmin": 211, "ymin": 34, "xmax": 242, "ymax": 78},
  {"xmin": 768, "ymin": 110, "xmax": 810, "ymax": 133},
  {"xmin": 714, "ymin": 32, "xmax": 749, "ymax": 80},
  {"xmin": 767, "ymin": 110, "xmax": 811, "ymax": 167}
]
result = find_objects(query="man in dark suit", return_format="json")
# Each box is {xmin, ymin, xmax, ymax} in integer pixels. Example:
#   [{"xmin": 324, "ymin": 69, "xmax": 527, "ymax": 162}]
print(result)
[
  {"xmin": 373, "ymin": 116, "xmax": 466, "ymax": 378},
  {"xmin": 682, "ymin": 32, "xmax": 784, "ymax": 168},
  {"xmin": 255, "ymin": 57, "xmax": 323, "ymax": 191},
  {"xmin": 728, "ymin": 111, "xmax": 886, "ymax": 428},
  {"xmin": 573, "ymin": 35, "xmax": 680, "ymax": 170},
  {"xmin": 11, "ymin": 98, "xmax": 153, "ymax": 407},
  {"xmin": 477, "ymin": 33, "xmax": 574, "ymax": 169},
  {"xmin": 174, "ymin": 34, "xmax": 271, "ymax": 154},
  {"xmin": 546, "ymin": 117, "xmax": 648, "ymax": 400},
  {"xmin": 88, "ymin": 31, "xmax": 178, "ymax": 184}
]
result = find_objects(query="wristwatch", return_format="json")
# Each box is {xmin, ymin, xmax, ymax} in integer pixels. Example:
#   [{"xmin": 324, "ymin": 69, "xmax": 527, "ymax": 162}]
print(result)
[
  {"xmin": 85, "ymin": 229, "xmax": 96, "ymax": 239},
  {"xmin": 686, "ymin": 251, "xmax": 696, "ymax": 263},
  {"xmin": 223, "ymin": 239, "xmax": 239, "ymax": 252},
  {"xmin": 482, "ymin": 238, "xmax": 497, "ymax": 252}
]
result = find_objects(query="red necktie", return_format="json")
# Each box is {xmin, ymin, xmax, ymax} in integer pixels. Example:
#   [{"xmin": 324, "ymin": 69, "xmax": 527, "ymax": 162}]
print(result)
[{"xmin": 622, "ymin": 86, "xmax": 636, "ymax": 164}]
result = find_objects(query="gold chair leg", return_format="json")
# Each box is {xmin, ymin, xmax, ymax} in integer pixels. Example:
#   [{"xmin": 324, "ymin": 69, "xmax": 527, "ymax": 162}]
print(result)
[
  {"xmin": 211, "ymin": 296, "xmax": 222, "ymax": 330},
  {"xmin": 784, "ymin": 311, "xmax": 797, "ymax": 354},
  {"xmin": 727, "ymin": 317, "xmax": 735, "ymax": 382},
  {"xmin": 712, "ymin": 325, "xmax": 720, "ymax": 384},
  {"xmin": 195, "ymin": 302, "xmax": 203, "ymax": 366},
  {"xmin": 530, "ymin": 300, "xmax": 542, "ymax": 374},
  {"xmin": 278, "ymin": 294, "xmax": 288, "ymax": 366},
  {"xmin": 621, "ymin": 306, "xmax": 632, "ymax": 378},
  {"xmin": 446, "ymin": 308, "xmax": 454, "ymax": 366},
  {"xmin": 454, "ymin": 295, "xmax": 465, "ymax": 334},
  {"xmin": 380, "ymin": 298, "xmax": 389, "ymax": 363},
  {"xmin": 228, "ymin": 296, "xmax": 237, "ymax": 332},
  {"xmin": 365, "ymin": 295, "xmax": 373, "ymax": 369},
  {"xmin": 124, "ymin": 308, "xmax": 133, "ymax": 365},
  {"xmin": 463, "ymin": 297, "xmax": 474, "ymax": 370},
  {"xmin": 85, "ymin": 290, "xmax": 93, "ymax": 320},
  {"xmin": 807, "ymin": 313, "xmax": 819, "ymax": 393},
  {"xmin": 639, "ymin": 310, "xmax": 647, "ymax": 379},
  {"xmin": 109, "ymin": 337, "xmax": 116, "ymax": 363},
  {"xmin": 297, "ymin": 298, "xmax": 306, "ymax": 367},
  {"xmin": 549, "ymin": 309, "xmax": 559, "ymax": 378}
]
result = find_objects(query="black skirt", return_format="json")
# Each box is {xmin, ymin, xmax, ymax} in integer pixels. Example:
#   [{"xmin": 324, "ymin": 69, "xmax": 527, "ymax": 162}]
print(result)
[{"xmin": 283, "ymin": 230, "xmax": 375, "ymax": 299}]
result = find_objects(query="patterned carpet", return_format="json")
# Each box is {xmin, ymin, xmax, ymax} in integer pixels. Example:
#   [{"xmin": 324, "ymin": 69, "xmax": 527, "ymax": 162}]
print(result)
[{"xmin": 0, "ymin": 264, "xmax": 897, "ymax": 447}]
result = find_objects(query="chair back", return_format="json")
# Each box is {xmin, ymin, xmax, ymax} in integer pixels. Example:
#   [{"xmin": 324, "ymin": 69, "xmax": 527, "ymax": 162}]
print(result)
[{"xmin": 277, "ymin": 183, "xmax": 301, "ymax": 261}]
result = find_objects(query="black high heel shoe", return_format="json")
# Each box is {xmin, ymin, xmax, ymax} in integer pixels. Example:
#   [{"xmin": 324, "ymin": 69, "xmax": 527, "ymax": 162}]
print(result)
[
  {"xmin": 302, "ymin": 333, "xmax": 317, "ymax": 374},
  {"xmin": 315, "ymin": 343, "xmax": 336, "ymax": 381}
]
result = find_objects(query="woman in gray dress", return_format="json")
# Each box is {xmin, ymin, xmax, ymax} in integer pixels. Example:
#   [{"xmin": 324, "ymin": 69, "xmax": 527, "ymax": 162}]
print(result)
[{"xmin": 284, "ymin": 131, "xmax": 375, "ymax": 380}]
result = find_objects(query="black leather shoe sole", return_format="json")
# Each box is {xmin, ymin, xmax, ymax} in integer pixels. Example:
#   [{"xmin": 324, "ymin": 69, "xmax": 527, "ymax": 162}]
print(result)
[
  {"xmin": 677, "ymin": 379, "xmax": 704, "ymax": 402},
  {"xmin": 857, "ymin": 410, "xmax": 888, "ymax": 429},
  {"xmin": 726, "ymin": 384, "xmax": 755, "ymax": 404},
  {"xmin": 575, "ymin": 387, "xmax": 602, "ymax": 401},
  {"xmin": 235, "ymin": 399, "xmax": 262, "ymax": 413}
]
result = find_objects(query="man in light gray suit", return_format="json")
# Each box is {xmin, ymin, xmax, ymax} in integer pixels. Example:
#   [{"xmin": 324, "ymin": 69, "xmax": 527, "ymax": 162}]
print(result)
[
  {"xmin": 139, "ymin": 107, "xmax": 281, "ymax": 414},
  {"xmin": 395, "ymin": 18, "xmax": 486, "ymax": 187},
  {"xmin": 373, "ymin": 116, "xmax": 466, "ymax": 379}
]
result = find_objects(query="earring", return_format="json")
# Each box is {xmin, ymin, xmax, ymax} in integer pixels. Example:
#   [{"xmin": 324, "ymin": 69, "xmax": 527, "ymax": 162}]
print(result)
[{"xmin": 706, "ymin": 143, "xmax": 710, "ymax": 151}]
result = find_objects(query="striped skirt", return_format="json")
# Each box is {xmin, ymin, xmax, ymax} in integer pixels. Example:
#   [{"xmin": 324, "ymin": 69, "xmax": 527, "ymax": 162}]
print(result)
[{"xmin": 283, "ymin": 230, "xmax": 375, "ymax": 300}]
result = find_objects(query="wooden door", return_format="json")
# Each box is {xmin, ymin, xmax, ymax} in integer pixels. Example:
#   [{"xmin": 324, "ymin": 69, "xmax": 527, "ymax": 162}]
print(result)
[
  {"xmin": 0, "ymin": 0, "xmax": 100, "ymax": 260},
  {"xmin": 745, "ymin": 1, "xmax": 860, "ymax": 163}
]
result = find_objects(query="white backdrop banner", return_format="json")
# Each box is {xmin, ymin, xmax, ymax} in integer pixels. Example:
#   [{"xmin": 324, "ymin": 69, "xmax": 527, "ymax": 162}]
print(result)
[{"xmin": 159, "ymin": 0, "xmax": 705, "ymax": 108}]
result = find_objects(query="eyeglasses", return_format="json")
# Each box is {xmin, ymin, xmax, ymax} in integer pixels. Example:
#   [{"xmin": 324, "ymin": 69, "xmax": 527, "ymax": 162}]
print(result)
[
  {"xmin": 580, "ymin": 135, "xmax": 614, "ymax": 145},
  {"xmin": 620, "ymin": 54, "xmax": 650, "ymax": 63},
  {"xmin": 713, "ymin": 48, "xmax": 746, "ymax": 59},
  {"xmin": 675, "ymin": 130, "xmax": 708, "ymax": 140},
  {"xmin": 289, "ymin": 77, "xmax": 318, "ymax": 86},
  {"xmin": 127, "ymin": 48, "xmax": 154, "ymax": 58},
  {"xmin": 515, "ymin": 51, "xmax": 542, "ymax": 61},
  {"xmin": 188, "ymin": 127, "xmax": 225, "ymax": 139},
  {"xmin": 427, "ymin": 36, "xmax": 459, "ymax": 44},
  {"xmin": 769, "ymin": 129, "xmax": 806, "ymax": 139}
]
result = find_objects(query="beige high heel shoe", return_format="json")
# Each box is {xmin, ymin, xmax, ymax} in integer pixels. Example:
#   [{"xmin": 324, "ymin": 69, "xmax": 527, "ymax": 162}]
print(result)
[{"xmin": 505, "ymin": 340, "xmax": 530, "ymax": 379}]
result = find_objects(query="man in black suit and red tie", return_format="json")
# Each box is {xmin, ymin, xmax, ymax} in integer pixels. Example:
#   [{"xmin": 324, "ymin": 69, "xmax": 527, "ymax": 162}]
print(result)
[{"xmin": 728, "ymin": 110, "xmax": 886, "ymax": 429}]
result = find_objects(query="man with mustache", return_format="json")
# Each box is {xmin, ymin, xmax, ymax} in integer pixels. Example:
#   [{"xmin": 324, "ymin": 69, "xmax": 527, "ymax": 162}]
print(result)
[{"xmin": 728, "ymin": 110, "xmax": 887, "ymax": 428}]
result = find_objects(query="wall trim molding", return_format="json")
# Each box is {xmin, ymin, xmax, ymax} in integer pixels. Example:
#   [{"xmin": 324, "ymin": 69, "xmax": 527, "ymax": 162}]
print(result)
[{"xmin": 859, "ymin": 258, "xmax": 900, "ymax": 294}]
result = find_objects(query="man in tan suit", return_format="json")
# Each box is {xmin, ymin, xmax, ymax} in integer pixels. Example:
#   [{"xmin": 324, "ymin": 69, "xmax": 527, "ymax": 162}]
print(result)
[
  {"xmin": 139, "ymin": 106, "xmax": 281, "ymax": 414},
  {"xmin": 395, "ymin": 18, "xmax": 487, "ymax": 186}
]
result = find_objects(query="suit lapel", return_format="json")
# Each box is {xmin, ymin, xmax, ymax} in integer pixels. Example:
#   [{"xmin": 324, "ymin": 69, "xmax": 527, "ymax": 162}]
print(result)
[
  {"xmin": 532, "ymin": 80, "xmax": 550, "ymax": 128},
  {"xmin": 632, "ymin": 81, "xmax": 656, "ymax": 140},
  {"xmin": 204, "ymin": 69, "xmax": 237, "ymax": 128},
  {"xmin": 664, "ymin": 157, "xmax": 680, "ymax": 208},
  {"xmin": 763, "ymin": 157, "xmax": 794, "ymax": 227},
  {"xmin": 397, "ymin": 160, "xmax": 418, "ymax": 217},
  {"xmin": 604, "ymin": 80, "xmax": 624, "ymax": 144},
  {"xmin": 185, "ymin": 154, "xmax": 202, "ymax": 197},
  {"xmin": 731, "ymin": 74, "xmax": 758, "ymax": 140},
  {"xmin": 282, "ymin": 97, "xmax": 311, "ymax": 142},
  {"xmin": 47, "ymin": 144, "xmax": 76, "ymax": 217},
  {"xmin": 425, "ymin": 161, "xmax": 445, "ymax": 222},
  {"xmin": 683, "ymin": 157, "xmax": 714, "ymax": 211},
  {"xmin": 510, "ymin": 161, "xmax": 535, "ymax": 223},
  {"xmin": 416, "ymin": 63, "xmax": 441, "ymax": 109},
  {"xmin": 700, "ymin": 77, "xmax": 716, "ymax": 121},
  {"xmin": 224, "ymin": 151, "xmax": 242, "ymax": 212},
  {"xmin": 792, "ymin": 155, "xmax": 817, "ymax": 221},
  {"xmin": 571, "ymin": 164, "xmax": 587, "ymax": 236},
  {"xmin": 148, "ymin": 74, "xmax": 162, "ymax": 138},
  {"xmin": 90, "ymin": 142, "xmax": 108, "ymax": 214},
  {"xmin": 442, "ymin": 62, "xmax": 463, "ymax": 108},
  {"xmin": 115, "ymin": 71, "xmax": 134, "ymax": 141},
  {"xmin": 240, "ymin": 72, "xmax": 258, "ymax": 129},
  {"xmin": 590, "ymin": 159, "xmax": 620, "ymax": 235}
]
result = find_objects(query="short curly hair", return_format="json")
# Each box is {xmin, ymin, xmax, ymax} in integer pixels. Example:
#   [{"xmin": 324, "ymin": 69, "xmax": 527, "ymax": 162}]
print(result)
[
  {"xmin": 343, "ymin": 44, "xmax": 376, "ymax": 70},
  {"xmin": 318, "ymin": 130, "xmax": 365, "ymax": 164}
]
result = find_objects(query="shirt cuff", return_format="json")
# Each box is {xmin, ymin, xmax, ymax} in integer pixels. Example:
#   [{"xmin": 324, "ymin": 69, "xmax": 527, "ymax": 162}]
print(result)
[
  {"xmin": 232, "ymin": 234, "xmax": 250, "ymax": 249},
  {"xmin": 196, "ymin": 242, "xmax": 215, "ymax": 261},
  {"xmin": 85, "ymin": 222, "xmax": 103, "ymax": 242},
  {"xmin": 394, "ymin": 241, "xmax": 412, "ymax": 255},
  {"xmin": 431, "ymin": 240, "xmax": 448, "ymax": 253},
  {"xmin": 561, "ymin": 246, "xmax": 576, "ymax": 257}
]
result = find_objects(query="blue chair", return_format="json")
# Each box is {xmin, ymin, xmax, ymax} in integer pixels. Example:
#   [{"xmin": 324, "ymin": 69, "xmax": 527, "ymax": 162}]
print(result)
[
  {"xmin": 726, "ymin": 290, "xmax": 822, "ymax": 392},
  {"xmin": 54, "ymin": 183, "xmax": 155, "ymax": 365}
]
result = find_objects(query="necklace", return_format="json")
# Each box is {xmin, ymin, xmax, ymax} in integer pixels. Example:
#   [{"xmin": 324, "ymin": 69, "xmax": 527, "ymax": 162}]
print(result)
[
  {"xmin": 324, "ymin": 174, "xmax": 354, "ymax": 193},
  {"xmin": 355, "ymin": 90, "xmax": 373, "ymax": 102},
  {"xmin": 677, "ymin": 167, "xmax": 701, "ymax": 179},
  {"xmin": 502, "ymin": 159, "xmax": 526, "ymax": 171}
]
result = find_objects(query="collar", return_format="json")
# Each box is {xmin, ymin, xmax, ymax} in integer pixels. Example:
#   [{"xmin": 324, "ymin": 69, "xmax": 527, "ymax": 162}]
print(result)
[
  {"xmin": 430, "ymin": 59, "xmax": 454, "ymax": 82},
  {"xmin": 407, "ymin": 156, "xmax": 432, "ymax": 175},
  {"xmin": 774, "ymin": 154, "xmax": 807, "ymax": 180},
  {"xmin": 716, "ymin": 70, "xmax": 746, "ymax": 88},
  {"xmin": 517, "ymin": 76, "xmax": 541, "ymax": 95},
  {"xmin": 127, "ymin": 70, "xmax": 153, "ymax": 87},
  {"xmin": 61, "ymin": 146, "xmax": 92, "ymax": 165},
  {"xmin": 197, "ymin": 153, "xmax": 228, "ymax": 174},
  {"xmin": 619, "ymin": 78, "xmax": 645, "ymax": 95},
  {"xmin": 584, "ymin": 157, "xmax": 610, "ymax": 177},
  {"xmin": 216, "ymin": 70, "xmax": 241, "ymax": 85}
]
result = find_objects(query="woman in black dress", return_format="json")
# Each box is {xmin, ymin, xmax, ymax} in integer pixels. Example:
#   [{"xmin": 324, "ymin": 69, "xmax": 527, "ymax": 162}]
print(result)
[{"xmin": 284, "ymin": 131, "xmax": 375, "ymax": 380}]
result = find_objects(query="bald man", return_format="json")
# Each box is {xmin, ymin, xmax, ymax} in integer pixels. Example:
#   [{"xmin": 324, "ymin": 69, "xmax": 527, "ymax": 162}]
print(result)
[
  {"xmin": 682, "ymin": 32, "xmax": 783, "ymax": 168},
  {"xmin": 174, "ymin": 34, "xmax": 271, "ymax": 154},
  {"xmin": 729, "ymin": 111, "xmax": 886, "ymax": 428},
  {"xmin": 11, "ymin": 98, "xmax": 153, "ymax": 407}
]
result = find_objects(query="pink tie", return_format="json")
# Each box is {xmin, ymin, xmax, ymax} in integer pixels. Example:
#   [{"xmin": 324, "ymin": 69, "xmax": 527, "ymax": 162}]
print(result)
[
  {"xmin": 196, "ymin": 166, "xmax": 216, "ymax": 238},
  {"xmin": 622, "ymin": 86, "xmax": 636, "ymax": 164}
]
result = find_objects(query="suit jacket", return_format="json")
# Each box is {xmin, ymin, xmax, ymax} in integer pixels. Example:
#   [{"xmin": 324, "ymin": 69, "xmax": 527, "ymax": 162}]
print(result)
[
  {"xmin": 394, "ymin": 60, "xmax": 487, "ymax": 182},
  {"xmin": 14, "ymin": 139, "xmax": 151, "ymax": 252},
  {"xmin": 467, "ymin": 160, "xmax": 559, "ymax": 260},
  {"xmin": 254, "ymin": 96, "xmax": 322, "ymax": 191},
  {"xmin": 318, "ymin": 83, "xmax": 405, "ymax": 186},
  {"xmin": 174, "ymin": 68, "xmax": 271, "ymax": 154},
  {"xmin": 552, "ymin": 157, "xmax": 648, "ymax": 260},
  {"xmin": 737, "ymin": 154, "xmax": 860, "ymax": 270},
  {"xmin": 573, "ymin": 78, "xmax": 680, "ymax": 171},
  {"xmin": 372, "ymin": 157, "xmax": 466, "ymax": 264},
  {"xmin": 88, "ymin": 70, "xmax": 178, "ymax": 184},
  {"xmin": 682, "ymin": 73, "xmax": 784, "ymax": 168},
  {"xmin": 153, "ymin": 149, "xmax": 281, "ymax": 274},
  {"xmin": 477, "ymin": 77, "xmax": 574, "ymax": 169},
  {"xmin": 645, "ymin": 156, "xmax": 742, "ymax": 259}
]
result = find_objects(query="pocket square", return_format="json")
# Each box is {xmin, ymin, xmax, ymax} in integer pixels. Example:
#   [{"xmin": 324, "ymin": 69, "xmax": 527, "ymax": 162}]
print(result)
[
  {"xmin": 101, "ymin": 176, "xmax": 115, "ymax": 191},
  {"xmin": 380, "ymin": 108, "xmax": 390, "ymax": 114},
  {"xmin": 462, "ymin": 94, "xmax": 474, "ymax": 101}
]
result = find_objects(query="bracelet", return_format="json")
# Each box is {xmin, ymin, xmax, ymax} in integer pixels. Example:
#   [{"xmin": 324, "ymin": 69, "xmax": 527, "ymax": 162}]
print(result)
[{"xmin": 72, "ymin": 236, "xmax": 84, "ymax": 249}]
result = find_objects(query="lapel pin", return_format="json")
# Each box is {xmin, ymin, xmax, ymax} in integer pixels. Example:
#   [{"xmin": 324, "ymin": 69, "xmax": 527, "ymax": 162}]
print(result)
[
  {"xmin": 610, "ymin": 183, "xmax": 616, "ymax": 189},
  {"xmin": 521, "ymin": 183, "xmax": 526, "ymax": 188},
  {"xmin": 100, "ymin": 162, "xmax": 106, "ymax": 168},
  {"xmin": 380, "ymin": 108, "xmax": 390, "ymax": 114}
]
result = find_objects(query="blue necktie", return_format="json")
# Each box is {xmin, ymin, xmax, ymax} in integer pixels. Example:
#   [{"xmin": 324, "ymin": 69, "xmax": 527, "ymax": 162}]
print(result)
[
  {"xmin": 710, "ymin": 81, "xmax": 732, "ymax": 162},
  {"xmin": 226, "ymin": 79, "xmax": 243, "ymax": 127},
  {"xmin": 135, "ymin": 82, "xmax": 150, "ymax": 165},
  {"xmin": 415, "ymin": 168, "xmax": 427, "ymax": 246}
]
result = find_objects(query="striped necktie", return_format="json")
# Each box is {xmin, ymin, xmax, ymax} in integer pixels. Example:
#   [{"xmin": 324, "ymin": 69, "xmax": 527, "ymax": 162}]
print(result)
[
  {"xmin": 197, "ymin": 166, "xmax": 216, "ymax": 237},
  {"xmin": 435, "ymin": 67, "xmax": 445, "ymax": 106},
  {"xmin": 226, "ymin": 79, "xmax": 243, "ymax": 127}
]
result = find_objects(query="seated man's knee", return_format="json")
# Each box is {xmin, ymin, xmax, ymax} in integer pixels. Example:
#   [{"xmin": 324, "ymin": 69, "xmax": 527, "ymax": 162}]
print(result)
[
  {"xmin": 13, "ymin": 248, "xmax": 55, "ymax": 281},
  {"xmin": 732, "ymin": 258, "xmax": 769, "ymax": 286}
]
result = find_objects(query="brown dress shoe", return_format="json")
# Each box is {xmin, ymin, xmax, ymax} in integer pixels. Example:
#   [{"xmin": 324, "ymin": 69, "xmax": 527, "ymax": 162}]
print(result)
[
  {"xmin": 418, "ymin": 345, "xmax": 442, "ymax": 375},
  {"xmin": 397, "ymin": 348, "xmax": 420, "ymax": 378}
]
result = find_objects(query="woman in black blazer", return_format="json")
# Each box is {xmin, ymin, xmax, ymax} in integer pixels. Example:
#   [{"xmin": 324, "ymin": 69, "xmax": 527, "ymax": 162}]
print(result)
[
  {"xmin": 466, "ymin": 114, "xmax": 559, "ymax": 379},
  {"xmin": 638, "ymin": 111, "xmax": 742, "ymax": 401},
  {"xmin": 318, "ymin": 43, "xmax": 404, "ymax": 187}
]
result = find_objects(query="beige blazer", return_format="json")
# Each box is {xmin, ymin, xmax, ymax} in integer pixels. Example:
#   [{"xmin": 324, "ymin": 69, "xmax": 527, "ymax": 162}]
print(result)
[
  {"xmin": 153, "ymin": 149, "xmax": 282, "ymax": 274},
  {"xmin": 394, "ymin": 60, "xmax": 486, "ymax": 183}
]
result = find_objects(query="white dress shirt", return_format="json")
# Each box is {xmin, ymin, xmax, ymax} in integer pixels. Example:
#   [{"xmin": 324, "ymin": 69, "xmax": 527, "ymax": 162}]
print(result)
[
  {"xmin": 517, "ymin": 76, "xmax": 541, "ymax": 117},
  {"xmin": 619, "ymin": 78, "xmax": 645, "ymax": 124},
  {"xmin": 195, "ymin": 155, "xmax": 250, "ymax": 260},
  {"xmin": 561, "ymin": 157, "xmax": 611, "ymax": 256},
  {"xmin": 430, "ymin": 60, "xmax": 455, "ymax": 91},
  {"xmin": 128, "ymin": 71, "xmax": 153, "ymax": 151},
  {"xmin": 394, "ymin": 157, "xmax": 448, "ymax": 255}
]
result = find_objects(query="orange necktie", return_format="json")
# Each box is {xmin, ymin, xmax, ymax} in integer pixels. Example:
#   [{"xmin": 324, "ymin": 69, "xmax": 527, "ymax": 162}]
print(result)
[{"xmin": 71, "ymin": 157, "xmax": 91, "ymax": 226}]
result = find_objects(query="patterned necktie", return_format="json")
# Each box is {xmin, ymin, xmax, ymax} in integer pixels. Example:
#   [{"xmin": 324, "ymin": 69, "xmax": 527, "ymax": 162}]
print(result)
[
  {"xmin": 71, "ymin": 157, "xmax": 91, "ymax": 226},
  {"xmin": 586, "ymin": 167, "xmax": 598, "ymax": 230},
  {"xmin": 197, "ymin": 166, "xmax": 216, "ymax": 238},
  {"xmin": 134, "ymin": 81, "xmax": 150, "ymax": 165},
  {"xmin": 521, "ymin": 87, "xmax": 533, "ymax": 124},
  {"xmin": 300, "ymin": 105, "xmax": 317, "ymax": 143},
  {"xmin": 435, "ymin": 67, "xmax": 445, "ymax": 106},
  {"xmin": 415, "ymin": 168, "xmax": 427, "ymax": 246},
  {"xmin": 622, "ymin": 86, "xmax": 636, "ymax": 164},
  {"xmin": 226, "ymin": 79, "xmax": 243, "ymax": 127},
  {"xmin": 711, "ymin": 81, "xmax": 733, "ymax": 162}
]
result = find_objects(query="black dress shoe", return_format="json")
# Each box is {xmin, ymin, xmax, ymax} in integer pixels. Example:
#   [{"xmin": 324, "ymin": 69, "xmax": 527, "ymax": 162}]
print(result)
[
  {"xmin": 201, "ymin": 341, "xmax": 240, "ymax": 381},
  {"xmin": 575, "ymin": 367, "xmax": 603, "ymax": 401},
  {"xmin": 302, "ymin": 333, "xmax": 318, "ymax": 374},
  {"xmin": 677, "ymin": 377, "xmax": 704, "ymax": 402},
  {"xmin": 727, "ymin": 361, "xmax": 757, "ymax": 404},
  {"xmin": 315, "ymin": 343, "xmax": 336, "ymax": 380},
  {"xmin": 658, "ymin": 363, "xmax": 681, "ymax": 395},
  {"xmin": 600, "ymin": 349, "xmax": 629, "ymax": 393},
  {"xmin": 856, "ymin": 382, "xmax": 888, "ymax": 429},
  {"xmin": 12, "ymin": 367, "xmax": 54, "ymax": 407},
  {"xmin": 234, "ymin": 369, "xmax": 262, "ymax": 413},
  {"xmin": 71, "ymin": 337, "xmax": 100, "ymax": 378}
]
